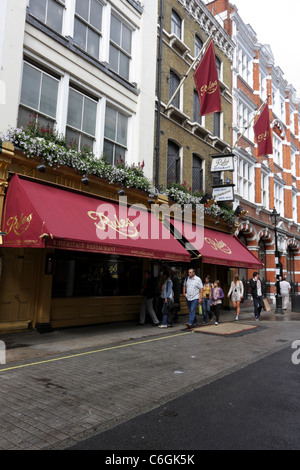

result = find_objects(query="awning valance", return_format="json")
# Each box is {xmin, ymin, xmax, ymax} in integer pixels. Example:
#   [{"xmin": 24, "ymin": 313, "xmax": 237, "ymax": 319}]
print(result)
[
  {"xmin": 1, "ymin": 175, "xmax": 190, "ymax": 263},
  {"xmin": 170, "ymin": 220, "xmax": 263, "ymax": 269}
]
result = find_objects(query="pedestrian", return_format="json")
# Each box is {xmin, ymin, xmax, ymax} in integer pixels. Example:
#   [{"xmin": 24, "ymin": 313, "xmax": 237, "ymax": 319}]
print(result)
[
  {"xmin": 158, "ymin": 271, "xmax": 174, "ymax": 328},
  {"xmin": 227, "ymin": 274, "xmax": 244, "ymax": 321},
  {"xmin": 280, "ymin": 277, "xmax": 291, "ymax": 310},
  {"xmin": 137, "ymin": 271, "xmax": 160, "ymax": 326},
  {"xmin": 210, "ymin": 280, "xmax": 224, "ymax": 325},
  {"xmin": 202, "ymin": 275, "xmax": 213, "ymax": 323},
  {"xmin": 183, "ymin": 268, "xmax": 203, "ymax": 329},
  {"xmin": 170, "ymin": 267, "xmax": 180, "ymax": 323},
  {"xmin": 249, "ymin": 272, "xmax": 264, "ymax": 320}
]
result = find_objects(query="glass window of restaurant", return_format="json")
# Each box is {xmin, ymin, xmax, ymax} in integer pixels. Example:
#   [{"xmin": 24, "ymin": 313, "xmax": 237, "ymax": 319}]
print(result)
[{"xmin": 52, "ymin": 251, "xmax": 143, "ymax": 297}]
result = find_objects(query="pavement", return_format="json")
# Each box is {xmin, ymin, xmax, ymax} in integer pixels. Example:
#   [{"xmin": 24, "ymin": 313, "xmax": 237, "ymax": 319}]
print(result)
[{"xmin": 0, "ymin": 303, "xmax": 299, "ymax": 450}]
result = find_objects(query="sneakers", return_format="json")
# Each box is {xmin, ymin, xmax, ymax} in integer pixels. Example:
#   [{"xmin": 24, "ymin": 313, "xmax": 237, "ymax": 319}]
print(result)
[
  {"xmin": 235, "ymin": 316, "xmax": 239, "ymax": 322},
  {"xmin": 158, "ymin": 324, "xmax": 168, "ymax": 328},
  {"xmin": 215, "ymin": 322, "xmax": 218, "ymax": 325}
]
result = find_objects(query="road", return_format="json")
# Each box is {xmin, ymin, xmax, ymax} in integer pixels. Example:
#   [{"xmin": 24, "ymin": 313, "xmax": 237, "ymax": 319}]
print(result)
[{"xmin": 69, "ymin": 346, "xmax": 300, "ymax": 451}]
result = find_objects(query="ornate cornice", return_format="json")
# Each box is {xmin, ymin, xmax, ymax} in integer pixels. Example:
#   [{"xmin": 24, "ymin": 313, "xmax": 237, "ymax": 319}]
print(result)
[{"xmin": 177, "ymin": 0, "xmax": 235, "ymax": 60}]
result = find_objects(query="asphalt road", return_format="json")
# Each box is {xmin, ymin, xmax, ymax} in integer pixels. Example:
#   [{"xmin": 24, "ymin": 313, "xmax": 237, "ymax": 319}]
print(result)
[{"xmin": 69, "ymin": 345, "xmax": 300, "ymax": 452}]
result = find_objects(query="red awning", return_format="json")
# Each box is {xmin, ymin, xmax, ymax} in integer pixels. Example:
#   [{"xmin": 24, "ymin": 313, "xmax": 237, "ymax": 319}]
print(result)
[
  {"xmin": 1, "ymin": 175, "xmax": 190, "ymax": 263},
  {"xmin": 170, "ymin": 220, "xmax": 262, "ymax": 269}
]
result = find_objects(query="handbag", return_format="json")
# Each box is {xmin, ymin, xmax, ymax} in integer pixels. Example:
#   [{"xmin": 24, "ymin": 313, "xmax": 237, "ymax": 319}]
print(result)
[
  {"xmin": 198, "ymin": 304, "xmax": 202, "ymax": 315},
  {"xmin": 263, "ymin": 298, "xmax": 271, "ymax": 312}
]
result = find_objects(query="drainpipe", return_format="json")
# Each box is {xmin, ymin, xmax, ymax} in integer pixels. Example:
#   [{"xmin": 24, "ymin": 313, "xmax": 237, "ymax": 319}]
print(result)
[{"xmin": 155, "ymin": 0, "xmax": 164, "ymax": 190}]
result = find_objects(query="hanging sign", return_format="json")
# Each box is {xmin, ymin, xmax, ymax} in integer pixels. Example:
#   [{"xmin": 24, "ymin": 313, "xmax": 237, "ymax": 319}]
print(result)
[
  {"xmin": 211, "ymin": 153, "xmax": 234, "ymax": 173},
  {"xmin": 212, "ymin": 184, "xmax": 235, "ymax": 202}
]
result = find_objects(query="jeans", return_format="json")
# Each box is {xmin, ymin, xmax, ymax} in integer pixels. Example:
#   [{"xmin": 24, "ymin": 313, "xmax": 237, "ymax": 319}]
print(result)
[
  {"xmin": 253, "ymin": 296, "xmax": 264, "ymax": 318},
  {"xmin": 202, "ymin": 298, "xmax": 211, "ymax": 322},
  {"xmin": 186, "ymin": 299, "xmax": 199, "ymax": 326},
  {"xmin": 161, "ymin": 299, "xmax": 174, "ymax": 325}
]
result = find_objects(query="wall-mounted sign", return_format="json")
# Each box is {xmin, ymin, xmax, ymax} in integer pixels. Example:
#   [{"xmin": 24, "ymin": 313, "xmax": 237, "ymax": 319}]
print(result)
[
  {"xmin": 212, "ymin": 184, "xmax": 235, "ymax": 202},
  {"xmin": 211, "ymin": 153, "xmax": 234, "ymax": 173}
]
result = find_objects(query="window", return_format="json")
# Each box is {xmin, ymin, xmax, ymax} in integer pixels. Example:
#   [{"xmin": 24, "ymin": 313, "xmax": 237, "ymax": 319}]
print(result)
[
  {"xmin": 274, "ymin": 182, "xmax": 283, "ymax": 216},
  {"xmin": 194, "ymin": 35, "xmax": 203, "ymax": 57},
  {"xmin": 109, "ymin": 14, "xmax": 132, "ymax": 80},
  {"xmin": 29, "ymin": 0, "xmax": 65, "ymax": 34},
  {"xmin": 167, "ymin": 141, "xmax": 180, "ymax": 185},
  {"xmin": 66, "ymin": 88, "xmax": 97, "ymax": 150},
  {"xmin": 273, "ymin": 134, "xmax": 283, "ymax": 167},
  {"xmin": 258, "ymin": 240, "xmax": 267, "ymax": 282},
  {"xmin": 213, "ymin": 112, "xmax": 222, "ymax": 138},
  {"xmin": 238, "ymin": 158, "xmax": 253, "ymax": 201},
  {"xmin": 261, "ymin": 172, "xmax": 269, "ymax": 208},
  {"xmin": 52, "ymin": 250, "xmax": 143, "ymax": 298},
  {"xmin": 215, "ymin": 56, "xmax": 221, "ymax": 79},
  {"xmin": 238, "ymin": 102, "xmax": 252, "ymax": 141},
  {"xmin": 238, "ymin": 49, "xmax": 252, "ymax": 85},
  {"xmin": 192, "ymin": 155, "xmax": 203, "ymax": 193},
  {"xmin": 74, "ymin": 0, "xmax": 103, "ymax": 59},
  {"xmin": 18, "ymin": 62, "xmax": 59, "ymax": 129},
  {"xmin": 169, "ymin": 70, "xmax": 180, "ymax": 109},
  {"xmin": 103, "ymin": 105, "xmax": 128, "ymax": 165},
  {"xmin": 171, "ymin": 10, "xmax": 182, "ymax": 39},
  {"xmin": 193, "ymin": 90, "xmax": 202, "ymax": 124}
]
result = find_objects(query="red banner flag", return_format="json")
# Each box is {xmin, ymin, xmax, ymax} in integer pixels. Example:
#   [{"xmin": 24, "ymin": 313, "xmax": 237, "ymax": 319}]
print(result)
[
  {"xmin": 194, "ymin": 39, "xmax": 221, "ymax": 117},
  {"xmin": 254, "ymin": 104, "xmax": 273, "ymax": 156}
]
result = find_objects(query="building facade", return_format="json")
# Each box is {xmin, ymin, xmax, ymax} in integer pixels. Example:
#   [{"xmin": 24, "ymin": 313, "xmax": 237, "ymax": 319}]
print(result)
[
  {"xmin": 154, "ymin": 0, "xmax": 235, "ymax": 193},
  {"xmin": 0, "ymin": 0, "xmax": 173, "ymax": 333},
  {"xmin": 206, "ymin": 0, "xmax": 300, "ymax": 299}
]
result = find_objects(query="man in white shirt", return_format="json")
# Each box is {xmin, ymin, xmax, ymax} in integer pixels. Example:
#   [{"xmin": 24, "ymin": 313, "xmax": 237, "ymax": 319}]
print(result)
[
  {"xmin": 183, "ymin": 268, "xmax": 203, "ymax": 329},
  {"xmin": 280, "ymin": 277, "xmax": 291, "ymax": 310}
]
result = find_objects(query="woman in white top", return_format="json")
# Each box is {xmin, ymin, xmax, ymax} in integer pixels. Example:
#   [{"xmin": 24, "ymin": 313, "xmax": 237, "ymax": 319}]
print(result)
[{"xmin": 227, "ymin": 274, "xmax": 244, "ymax": 321}]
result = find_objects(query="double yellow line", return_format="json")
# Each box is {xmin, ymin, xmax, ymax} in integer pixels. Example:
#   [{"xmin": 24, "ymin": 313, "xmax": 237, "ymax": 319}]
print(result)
[{"xmin": 0, "ymin": 331, "xmax": 192, "ymax": 373}]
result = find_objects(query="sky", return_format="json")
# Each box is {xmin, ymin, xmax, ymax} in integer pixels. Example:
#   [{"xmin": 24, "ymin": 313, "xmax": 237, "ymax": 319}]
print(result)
[{"xmin": 230, "ymin": 0, "xmax": 300, "ymax": 96}]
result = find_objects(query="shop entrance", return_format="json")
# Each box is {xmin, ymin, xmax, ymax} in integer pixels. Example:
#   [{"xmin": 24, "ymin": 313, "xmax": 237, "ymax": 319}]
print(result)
[{"xmin": 0, "ymin": 248, "xmax": 40, "ymax": 330}]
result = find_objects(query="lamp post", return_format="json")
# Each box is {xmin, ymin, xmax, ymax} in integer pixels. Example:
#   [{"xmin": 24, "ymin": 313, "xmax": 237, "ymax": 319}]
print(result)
[{"xmin": 270, "ymin": 208, "xmax": 284, "ymax": 314}]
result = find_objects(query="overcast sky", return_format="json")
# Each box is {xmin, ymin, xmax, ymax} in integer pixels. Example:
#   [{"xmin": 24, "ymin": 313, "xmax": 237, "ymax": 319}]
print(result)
[{"xmin": 231, "ymin": 0, "xmax": 300, "ymax": 96}]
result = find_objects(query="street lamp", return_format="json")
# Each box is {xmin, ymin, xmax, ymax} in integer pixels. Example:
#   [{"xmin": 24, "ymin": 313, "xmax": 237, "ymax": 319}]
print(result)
[{"xmin": 270, "ymin": 207, "xmax": 284, "ymax": 314}]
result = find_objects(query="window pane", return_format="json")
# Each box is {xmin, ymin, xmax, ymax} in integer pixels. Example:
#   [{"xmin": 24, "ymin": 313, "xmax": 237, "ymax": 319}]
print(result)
[
  {"xmin": 67, "ymin": 89, "xmax": 83, "ymax": 130},
  {"xmin": 103, "ymin": 139, "xmax": 114, "ymax": 165},
  {"xmin": 122, "ymin": 24, "xmax": 131, "ymax": 53},
  {"xmin": 104, "ymin": 106, "xmax": 117, "ymax": 140},
  {"xmin": 109, "ymin": 44, "xmax": 119, "ymax": 73},
  {"xmin": 76, "ymin": 0, "xmax": 89, "ymax": 21},
  {"xmin": 87, "ymin": 27, "xmax": 99, "ymax": 58},
  {"xmin": 119, "ymin": 52, "xmax": 129, "ymax": 79},
  {"xmin": 90, "ymin": 0, "xmax": 102, "ymax": 31},
  {"xmin": 111, "ymin": 15, "xmax": 121, "ymax": 45},
  {"xmin": 80, "ymin": 133, "xmax": 94, "ymax": 150},
  {"xmin": 40, "ymin": 74, "xmax": 58, "ymax": 117},
  {"xmin": 74, "ymin": 18, "xmax": 86, "ymax": 49},
  {"xmin": 29, "ymin": 0, "xmax": 46, "ymax": 21},
  {"xmin": 117, "ymin": 113, "xmax": 127, "ymax": 146},
  {"xmin": 82, "ymin": 97, "xmax": 97, "ymax": 136},
  {"xmin": 47, "ymin": 0, "xmax": 63, "ymax": 33},
  {"xmin": 18, "ymin": 106, "xmax": 35, "ymax": 128},
  {"xmin": 115, "ymin": 144, "xmax": 126, "ymax": 162},
  {"xmin": 21, "ymin": 63, "xmax": 41, "ymax": 110},
  {"xmin": 66, "ymin": 127, "xmax": 80, "ymax": 149}
]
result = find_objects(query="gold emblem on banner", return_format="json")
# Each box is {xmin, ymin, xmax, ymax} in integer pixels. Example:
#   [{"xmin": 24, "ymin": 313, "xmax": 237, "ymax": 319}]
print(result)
[
  {"xmin": 205, "ymin": 237, "xmax": 232, "ymax": 255},
  {"xmin": 5, "ymin": 213, "xmax": 33, "ymax": 236},
  {"xmin": 88, "ymin": 212, "xmax": 139, "ymax": 239},
  {"xmin": 200, "ymin": 80, "xmax": 218, "ymax": 97},
  {"xmin": 257, "ymin": 131, "xmax": 270, "ymax": 142}
]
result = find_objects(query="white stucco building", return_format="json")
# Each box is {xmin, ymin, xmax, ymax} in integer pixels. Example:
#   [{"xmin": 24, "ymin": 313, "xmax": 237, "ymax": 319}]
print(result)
[{"xmin": 0, "ymin": 0, "xmax": 157, "ymax": 180}]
